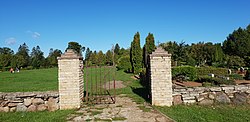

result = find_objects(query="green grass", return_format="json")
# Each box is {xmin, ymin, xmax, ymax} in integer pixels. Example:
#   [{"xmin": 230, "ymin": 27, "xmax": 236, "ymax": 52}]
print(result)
[
  {"xmin": 1, "ymin": 68, "xmax": 250, "ymax": 122},
  {"xmin": 156, "ymin": 104, "xmax": 250, "ymax": 122},
  {"xmin": 0, "ymin": 68, "xmax": 58, "ymax": 92},
  {"xmin": 0, "ymin": 110, "xmax": 74, "ymax": 122}
]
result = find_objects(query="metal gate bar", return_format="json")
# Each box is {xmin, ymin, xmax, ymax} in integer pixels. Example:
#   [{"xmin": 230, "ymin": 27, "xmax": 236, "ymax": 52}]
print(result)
[{"xmin": 83, "ymin": 63, "xmax": 116, "ymax": 104}]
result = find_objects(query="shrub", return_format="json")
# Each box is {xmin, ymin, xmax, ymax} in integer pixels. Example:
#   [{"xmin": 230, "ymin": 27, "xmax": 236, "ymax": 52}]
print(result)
[
  {"xmin": 172, "ymin": 66, "xmax": 197, "ymax": 81},
  {"xmin": 196, "ymin": 76, "xmax": 235, "ymax": 85},
  {"xmin": 196, "ymin": 67, "xmax": 228, "ymax": 76},
  {"xmin": 117, "ymin": 56, "xmax": 132, "ymax": 72},
  {"xmin": 229, "ymin": 74, "xmax": 244, "ymax": 80}
]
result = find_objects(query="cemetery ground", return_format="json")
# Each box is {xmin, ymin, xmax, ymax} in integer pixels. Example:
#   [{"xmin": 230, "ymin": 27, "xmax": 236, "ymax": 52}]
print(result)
[{"xmin": 1, "ymin": 68, "xmax": 250, "ymax": 121}]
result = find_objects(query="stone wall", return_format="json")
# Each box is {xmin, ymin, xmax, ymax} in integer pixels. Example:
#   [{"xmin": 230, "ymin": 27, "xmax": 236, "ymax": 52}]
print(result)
[
  {"xmin": 150, "ymin": 47, "xmax": 172, "ymax": 106},
  {"xmin": 58, "ymin": 49, "xmax": 84, "ymax": 110},
  {"xmin": 173, "ymin": 84, "xmax": 250, "ymax": 105},
  {"xmin": 0, "ymin": 91, "xmax": 59, "ymax": 112}
]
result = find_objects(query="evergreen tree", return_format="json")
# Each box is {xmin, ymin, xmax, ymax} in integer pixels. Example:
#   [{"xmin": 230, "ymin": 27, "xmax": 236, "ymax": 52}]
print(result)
[
  {"xmin": 30, "ymin": 46, "xmax": 45, "ymax": 69},
  {"xmin": 85, "ymin": 48, "xmax": 91, "ymax": 61},
  {"xmin": 16, "ymin": 43, "xmax": 30, "ymax": 67},
  {"xmin": 66, "ymin": 41, "xmax": 85, "ymax": 55},
  {"xmin": 130, "ymin": 32, "xmax": 142, "ymax": 74},
  {"xmin": 97, "ymin": 51, "xmax": 105, "ymax": 66},
  {"xmin": 114, "ymin": 43, "xmax": 120, "ymax": 54},
  {"xmin": 47, "ymin": 48, "xmax": 62, "ymax": 67},
  {"xmin": 105, "ymin": 50, "xmax": 113, "ymax": 65},
  {"xmin": 143, "ymin": 33, "xmax": 156, "ymax": 67}
]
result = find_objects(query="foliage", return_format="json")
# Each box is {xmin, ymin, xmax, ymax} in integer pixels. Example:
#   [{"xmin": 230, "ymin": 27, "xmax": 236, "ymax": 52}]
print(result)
[
  {"xmin": 225, "ymin": 55, "xmax": 245, "ymax": 68},
  {"xmin": 196, "ymin": 67, "xmax": 228, "ymax": 76},
  {"xmin": 105, "ymin": 50, "xmax": 113, "ymax": 65},
  {"xmin": 30, "ymin": 46, "xmax": 45, "ymax": 69},
  {"xmin": 223, "ymin": 26, "xmax": 250, "ymax": 58},
  {"xmin": 16, "ymin": 43, "xmax": 30, "ymax": 67},
  {"xmin": 130, "ymin": 32, "xmax": 143, "ymax": 74},
  {"xmin": 156, "ymin": 104, "xmax": 250, "ymax": 122},
  {"xmin": 143, "ymin": 33, "xmax": 156, "ymax": 67},
  {"xmin": 114, "ymin": 43, "xmax": 120, "ymax": 55},
  {"xmin": 117, "ymin": 55, "xmax": 132, "ymax": 72},
  {"xmin": 196, "ymin": 76, "xmax": 235, "ymax": 85},
  {"xmin": 66, "ymin": 41, "xmax": 85, "ymax": 55},
  {"xmin": 96, "ymin": 51, "xmax": 105, "ymax": 65},
  {"xmin": 229, "ymin": 74, "xmax": 244, "ymax": 80},
  {"xmin": 85, "ymin": 47, "xmax": 91, "ymax": 61},
  {"xmin": 46, "ymin": 48, "xmax": 62, "ymax": 67},
  {"xmin": 172, "ymin": 66, "xmax": 197, "ymax": 81}
]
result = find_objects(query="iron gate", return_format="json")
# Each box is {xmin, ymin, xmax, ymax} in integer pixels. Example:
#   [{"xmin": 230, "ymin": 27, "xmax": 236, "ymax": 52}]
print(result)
[{"xmin": 83, "ymin": 64, "xmax": 116, "ymax": 104}]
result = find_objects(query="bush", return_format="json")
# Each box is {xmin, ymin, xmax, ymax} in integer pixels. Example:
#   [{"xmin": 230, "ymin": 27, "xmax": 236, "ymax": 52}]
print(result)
[
  {"xmin": 197, "ymin": 67, "xmax": 227, "ymax": 76},
  {"xmin": 229, "ymin": 74, "xmax": 244, "ymax": 80},
  {"xmin": 172, "ymin": 66, "xmax": 197, "ymax": 81},
  {"xmin": 117, "ymin": 56, "xmax": 132, "ymax": 72},
  {"xmin": 196, "ymin": 76, "xmax": 235, "ymax": 85}
]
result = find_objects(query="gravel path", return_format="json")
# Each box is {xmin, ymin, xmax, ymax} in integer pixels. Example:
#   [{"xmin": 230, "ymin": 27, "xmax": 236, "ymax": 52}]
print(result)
[{"xmin": 67, "ymin": 95, "xmax": 174, "ymax": 122}]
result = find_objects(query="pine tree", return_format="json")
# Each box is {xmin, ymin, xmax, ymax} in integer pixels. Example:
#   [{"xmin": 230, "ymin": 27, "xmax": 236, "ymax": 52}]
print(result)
[
  {"xmin": 130, "ymin": 32, "xmax": 142, "ymax": 74},
  {"xmin": 16, "ymin": 43, "xmax": 30, "ymax": 67}
]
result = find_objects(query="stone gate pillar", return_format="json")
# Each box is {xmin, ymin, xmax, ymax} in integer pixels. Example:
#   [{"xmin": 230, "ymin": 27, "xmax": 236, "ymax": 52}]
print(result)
[
  {"xmin": 58, "ymin": 49, "xmax": 83, "ymax": 109},
  {"xmin": 149, "ymin": 47, "xmax": 172, "ymax": 106}
]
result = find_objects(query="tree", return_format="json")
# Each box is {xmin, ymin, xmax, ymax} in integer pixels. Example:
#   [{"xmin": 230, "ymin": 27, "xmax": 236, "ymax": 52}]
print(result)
[
  {"xmin": 130, "ymin": 32, "xmax": 142, "ymax": 74},
  {"xmin": 223, "ymin": 26, "xmax": 250, "ymax": 57},
  {"xmin": 89, "ymin": 51, "xmax": 97, "ymax": 65},
  {"xmin": 85, "ymin": 48, "xmax": 91, "ymax": 61},
  {"xmin": 66, "ymin": 41, "xmax": 85, "ymax": 55},
  {"xmin": 16, "ymin": 43, "xmax": 30, "ymax": 67},
  {"xmin": 143, "ymin": 33, "xmax": 156, "ymax": 67},
  {"xmin": 47, "ymin": 48, "xmax": 62, "ymax": 67},
  {"xmin": 105, "ymin": 50, "xmax": 113, "ymax": 65},
  {"xmin": 30, "ymin": 46, "xmax": 45, "ymax": 68},
  {"xmin": 114, "ymin": 43, "xmax": 120, "ymax": 54},
  {"xmin": 96, "ymin": 51, "xmax": 105, "ymax": 65},
  {"xmin": 0, "ymin": 47, "xmax": 14, "ymax": 69}
]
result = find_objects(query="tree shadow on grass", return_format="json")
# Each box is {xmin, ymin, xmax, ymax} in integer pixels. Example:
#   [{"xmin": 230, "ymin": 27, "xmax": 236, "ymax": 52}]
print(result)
[{"xmin": 131, "ymin": 86, "xmax": 151, "ymax": 103}]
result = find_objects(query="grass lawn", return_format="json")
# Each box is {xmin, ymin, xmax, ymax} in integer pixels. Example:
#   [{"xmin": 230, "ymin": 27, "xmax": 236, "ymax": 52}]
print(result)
[
  {"xmin": 156, "ymin": 104, "xmax": 250, "ymax": 122},
  {"xmin": 0, "ymin": 110, "xmax": 74, "ymax": 122},
  {"xmin": 0, "ymin": 68, "xmax": 58, "ymax": 92},
  {"xmin": 1, "ymin": 68, "xmax": 250, "ymax": 122}
]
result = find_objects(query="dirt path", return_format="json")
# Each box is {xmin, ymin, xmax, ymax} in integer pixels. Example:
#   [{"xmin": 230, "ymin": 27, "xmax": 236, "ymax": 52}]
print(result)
[{"xmin": 67, "ymin": 95, "xmax": 174, "ymax": 122}]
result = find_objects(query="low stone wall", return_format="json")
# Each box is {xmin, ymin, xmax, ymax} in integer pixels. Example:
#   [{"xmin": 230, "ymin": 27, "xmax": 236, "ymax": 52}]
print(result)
[
  {"xmin": 173, "ymin": 84, "xmax": 250, "ymax": 105},
  {"xmin": 0, "ymin": 91, "xmax": 59, "ymax": 112}
]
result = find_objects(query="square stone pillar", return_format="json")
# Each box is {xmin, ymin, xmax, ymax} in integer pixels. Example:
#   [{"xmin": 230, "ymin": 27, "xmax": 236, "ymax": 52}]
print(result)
[
  {"xmin": 58, "ymin": 49, "xmax": 83, "ymax": 109},
  {"xmin": 149, "ymin": 47, "xmax": 172, "ymax": 106}
]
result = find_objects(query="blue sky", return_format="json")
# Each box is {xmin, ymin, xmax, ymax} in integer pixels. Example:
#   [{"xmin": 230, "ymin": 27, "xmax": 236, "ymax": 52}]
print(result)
[{"xmin": 0, "ymin": 0, "xmax": 250, "ymax": 56}]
